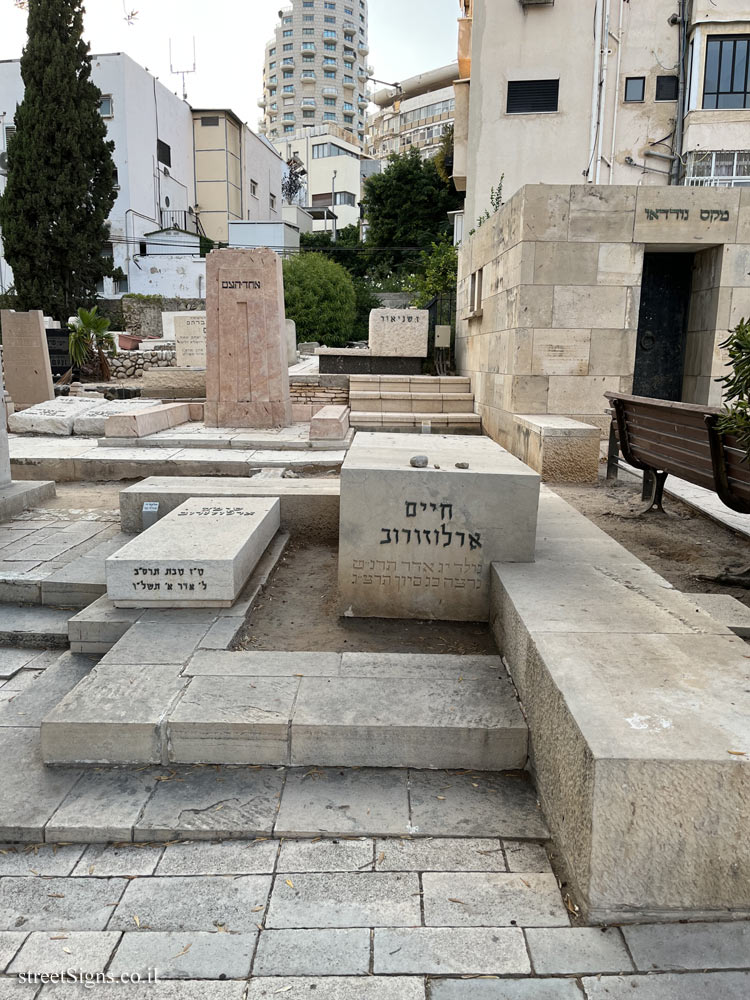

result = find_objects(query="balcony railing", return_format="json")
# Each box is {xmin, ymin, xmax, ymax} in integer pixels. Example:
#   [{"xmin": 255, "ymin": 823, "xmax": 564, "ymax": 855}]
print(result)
[
  {"xmin": 160, "ymin": 210, "xmax": 205, "ymax": 236},
  {"xmin": 684, "ymin": 150, "xmax": 750, "ymax": 187}
]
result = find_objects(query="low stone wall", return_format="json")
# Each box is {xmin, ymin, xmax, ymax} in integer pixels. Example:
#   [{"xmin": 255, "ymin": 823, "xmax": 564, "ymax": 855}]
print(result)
[
  {"xmin": 289, "ymin": 374, "xmax": 349, "ymax": 421},
  {"xmin": 110, "ymin": 349, "xmax": 177, "ymax": 380}
]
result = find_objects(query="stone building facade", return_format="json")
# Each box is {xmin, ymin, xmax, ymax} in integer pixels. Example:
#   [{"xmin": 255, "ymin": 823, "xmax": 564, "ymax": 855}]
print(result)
[{"xmin": 457, "ymin": 183, "xmax": 750, "ymax": 447}]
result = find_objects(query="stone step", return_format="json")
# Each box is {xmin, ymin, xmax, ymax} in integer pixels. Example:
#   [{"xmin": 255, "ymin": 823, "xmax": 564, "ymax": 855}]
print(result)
[
  {"xmin": 350, "ymin": 412, "xmax": 482, "ymax": 434},
  {"xmin": 349, "ymin": 393, "xmax": 476, "ymax": 415},
  {"xmin": 349, "ymin": 375, "xmax": 472, "ymax": 395},
  {"xmin": 42, "ymin": 653, "xmax": 528, "ymax": 770},
  {"xmin": 0, "ymin": 603, "xmax": 71, "ymax": 648}
]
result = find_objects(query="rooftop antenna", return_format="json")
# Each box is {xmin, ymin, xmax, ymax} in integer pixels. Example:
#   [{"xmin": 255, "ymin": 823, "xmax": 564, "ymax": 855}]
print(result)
[{"xmin": 170, "ymin": 38, "xmax": 196, "ymax": 102}]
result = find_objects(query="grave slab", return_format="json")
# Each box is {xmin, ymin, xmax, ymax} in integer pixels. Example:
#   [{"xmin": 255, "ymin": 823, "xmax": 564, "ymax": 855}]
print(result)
[
  {"xmin": 338, "ymin": 433, "xmax": 539, "ymax": 621},
  {"xmin": 106, "ymin": 496, "xmax": 280, "ymax": 607},
  {"xmin": 9, "ymin": 397, "xmax": 100, "ymax": 436},
  {"xmin": 73, "ymin": 399, "xmax": 162, "ymax": 436}
]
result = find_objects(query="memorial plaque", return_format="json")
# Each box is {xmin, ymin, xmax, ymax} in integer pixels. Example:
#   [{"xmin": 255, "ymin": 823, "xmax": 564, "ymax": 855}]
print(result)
[
  {"xmin": 204, "ymin": 248, "xmax": 292, "ymax": 428},
  {"xmin": 369, "ymin": 309, "xmax": 429, "ymax": 358},
  {"xmin": 338, "ymin": 433, "xmax": 540, "ymax": 622},
  {"xmin": 46, "ymin": 329, "xmax": 73, "ymax": 377},
  {"xmin": 106, "ymin": 496, "xmax": 280, "ymax": 608},
  {"xmin": 174, "ymin": 313, "xmax": 207, "ymax": 368},
  {"xmin": 0, "ymin": 310, "xmax": 54, "ymax": 407}
]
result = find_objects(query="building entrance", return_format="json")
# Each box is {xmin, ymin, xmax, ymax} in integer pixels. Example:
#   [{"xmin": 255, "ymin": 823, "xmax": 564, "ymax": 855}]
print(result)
[{"xmin": 633, "ymin": 252, "xmax": 694, "ymax": 401}]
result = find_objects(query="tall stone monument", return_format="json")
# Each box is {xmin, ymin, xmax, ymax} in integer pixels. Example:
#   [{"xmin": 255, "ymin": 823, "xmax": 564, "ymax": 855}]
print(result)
[
  {"xmin": 0, "ymin": 310, "xmax": 54, "ymax": 408},
  {"xmin": 204, "ymin": 248, "xmax": 292, "ymax": 428}
]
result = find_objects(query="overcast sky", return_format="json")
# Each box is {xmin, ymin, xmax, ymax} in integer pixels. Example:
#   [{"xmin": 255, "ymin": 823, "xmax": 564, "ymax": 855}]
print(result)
[{"xmin": 1, "ymin": 0, "xmax": 459, "ymax": 123}]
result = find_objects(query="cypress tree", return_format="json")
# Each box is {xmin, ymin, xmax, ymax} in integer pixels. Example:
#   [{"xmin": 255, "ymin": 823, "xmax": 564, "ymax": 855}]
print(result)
[{"xmin": 0, "ymin": 0, "xmax": 117, "ymax": 320}]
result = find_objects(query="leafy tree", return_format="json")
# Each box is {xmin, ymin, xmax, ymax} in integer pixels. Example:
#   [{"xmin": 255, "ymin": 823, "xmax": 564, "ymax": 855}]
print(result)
[
  {"xmin": 300, "ymin": 225, "xmax": 373, "ymax": 279},
  {"xmin": 407, "ymin": 240, "xmax": 458, "ymax": 308},
  {"xmin": 361, "ymin": 148, "xmax": 462, "ymax": 272},
  {"xmin": 351, "ymin": 277, "xmax": 381, "ymax": 341},
  {"xmin": 68, "ymin": 305, "xmax": 117, "ymax": 380},
  {"xmin": 718, "ymin": 318, "xmax": 750, "ymax": 461},
  {"xmin": 0, "ymin": 0, "xmax": 118, "ymax": 321},
  {"xmin": 433, "ymin": 125, "xmax": 455, "ymax": 185},
  {"xmin": 282, "ymin": 159, "xmax": 305, "ymax": 204},
  {"xmin": 283, "ymin": 252, "xmax": 356, "ymax": 347}
]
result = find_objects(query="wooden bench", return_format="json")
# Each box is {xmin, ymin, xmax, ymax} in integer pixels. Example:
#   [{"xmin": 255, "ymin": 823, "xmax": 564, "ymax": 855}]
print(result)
[{"xmin": 605, "ymin": 392, "xmax": 750, "ymax": 514}]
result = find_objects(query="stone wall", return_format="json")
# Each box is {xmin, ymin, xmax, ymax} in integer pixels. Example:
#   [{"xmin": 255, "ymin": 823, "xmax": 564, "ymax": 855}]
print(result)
[
  {"xmin": 289, "ymin": 374, "xmax": 349, "ymax": 422},
  {"xmin": 110, "ymin": 349, "xmax": 177, "ymax": 380},
  {"xmin": 115, "ymin": 297, "xmax": 207, "ymax": 339},
  {"xmin": 456, "ymin": 183, "xmax": 750, "ymax": 448}
]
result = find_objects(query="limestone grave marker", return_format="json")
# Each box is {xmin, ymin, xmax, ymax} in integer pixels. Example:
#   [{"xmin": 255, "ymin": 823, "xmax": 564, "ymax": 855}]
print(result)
[
  {"xmin": 173, "ymin": 313, "xmax": 207, "ymax": 368},
  {"xmin": 286, "ymin": 319, "xmax": 297, "ymax": 366},
  {"xmin": 338, "ymin": 433, "xmax": 540, "ymax": 621},
  {"xmin": 369, "ymin": 309, "xmax": 429, "ymax": 358},
  {"xmin": 106, "ymin": 496, "xmax": 280, "ymax": 607},
  {"xmin": 8, "ymin": 396, "xmax": 101, "ymax": 436},
  {"xmin": 0, "ymin": 310, "xmax": 54, "ymax": 407},
  {"xmin": 204, "ymin": 248, "xmax": 292, "ymax": 428}
]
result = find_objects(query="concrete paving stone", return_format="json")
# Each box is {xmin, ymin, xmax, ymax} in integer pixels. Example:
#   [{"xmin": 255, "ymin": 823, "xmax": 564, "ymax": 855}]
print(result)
[
  {"xmin": 8, "ymin": 931, "xmax": 121, "ymax": 975},
  {"xmin": 277, "ymin": 838, "xmax": 373, "ymax": 873},
  {"xmin": 0, "ymin": 877, "xmax": 127, "ymax": 931},
  {"xmin": 341, "ymin": 652, "xmax": 503, "ymax": 679},
  {"xmin": 265, "ymin": 871, "xmax": 420, "ymax": 928},
  {"xmin": 374, "ymin": 926, "xmax": 529, "ymax": 975},
  {"xmin": 0, "ymin": 605, "xmax": 70, "ymax": 647},
  {"xmin": 274, "ymin": 768, "xmax": 411, "ymax": 837},
  {"xmin": 155, "ymin": 838, "xmax": 278, "ymax": 875},
  {"xmin": 195, "ymin": 617, "xmax": 244, "ymax": 651},
  {"xmin": 45, "ymin": 769, "xmax": 160, "ymax": 842},
  {"xmin": 0, "ymin": 729, "xmax": 82, "ymax": 841},
  {"xmin": 0, "ymin": 978, "xmax": 39, "ymax": 998},
  {"xmin": 581, "ymin": 972, "xmax": 750, "ymax": 999},
  {"xmin": 185, "ymin": 650, "xmax": 341, "ymax": 677},
  {"xmin": 0, "ymin": 670, "xmax": 43, "ymax": 695},
  {"xmin": 422, "ymin": 873, "xmax": 570, "ymax": 927},
  {"xmin": 108, "ymin": 875, "xmax": 271, "ymax": 932},
  {"xmin": 109, "ymin": 930, "xmax": 256, "ymax": 979},
  {"xmin": 290, "ymin": 675, "xmax": 527, "ymax": 770},
  {"xmin": 0, "ymin": 654, "xmax": 94, "ymax": 728},
  {"xmin": 375, "ymin": 838, "xmax": 506, "ymax": 872},
  {"xmin": 408, "ymin": 770, "xmax": 549, "ymax": 839},
  {"xmin": 687, "ymin": 594, "xmax": 750, "ymax": 637},
  {"xmin": 166, "ymin": 676, "xmax": 299, "ymax": 765},
  {"xmin": 66, "ymin": 598, "xmax": 142, "ymax": 651},
  {"xmin": 0, "ymin": 931, "xmax": 28, "ymax": 971},
  {"xmin": 622, "ymin": 920, "xmax": 750, "ymax": 971},
  {"xmin": 41, "ymin": 664, "xmax": 189, "ymax": 765},
  {"xmin": 526, "ymin": 927, "xmax": 633, "ymax": 974},
  {"xmin": 0, "ymin": 650, "xmax": 40, "ymax": 681},
  {"xmin": 72, "ymin": 844, "xmax": 163, "ymax": 878},
  {"xmin": 253, "ymin": 927, "xmax": 370, "ymax": 975},
  {"xmin": 430, "ymin": 980, "xmax": 583, "ymax": 999},
  {"xmin": 38, "ymin": 983, "xmax": 245, "ymax": 998},
  {"xmin": 100, "ymin": 624, "xmax": 211, "ymax": 665},
  {"xmin": 246, "ymin": 979, "xmax": 425, "ymax": 1000},
  {"xmin": 0, "ymin": 845, "xmax": 84, "ymax": 877},
  {"xmin": 248, "ymin": 450, "xmax": 345, "ymax": 467},
  {"xmin": 134, "ymin": 766, "xmax": 284, "ymax": 841},
  {"xmin": 503, "ymin": 841, "xmax": 552, "ymax": 872}
]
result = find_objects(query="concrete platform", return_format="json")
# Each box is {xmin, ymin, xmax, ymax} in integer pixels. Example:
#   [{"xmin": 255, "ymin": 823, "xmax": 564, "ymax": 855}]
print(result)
[
  {"xmin": 0, "ymin": 480, "xmax": 56, "ymax": 522},
  {"xmin": 0, "ymin": 603, "xmax": 71, "ymax": 648},
  {"xmin": 490, "ymin": 486, "xmax": 750, "ymax": 924},
  {"xmin": 118, "ymin": 476, "xmax": 340, "ymax": 542},
  {"xmin": 41, "ymin": 653, "xmax": 527, "ymax": 769}
]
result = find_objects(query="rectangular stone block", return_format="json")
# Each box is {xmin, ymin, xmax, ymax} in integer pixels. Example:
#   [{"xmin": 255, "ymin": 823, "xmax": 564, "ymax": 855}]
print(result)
[
  {"xmin": 309, "ymin": 404, "xmax": 350, "ymax": 441},
  {"xmin": 374, "ymin": 926, "xmax": 529, "ymax": 975},
  {"xmin": 422, "ymin": 872, "xmax": 570, "ymax": 927},
  {"xmin": 106, "ymin": 496, "xmax": 280, "ymax": 607},
  {"xmin": 266, "ymin": 872, "xmax": 421, "ymax": 928},
  {"xmin": 531, "ymin": 329, "xmax": 591, "ymax": 376},
  {"xmin": 0, "ymin": 310, "xmax": 54, "ymax": 407},
  {"xmin": 634, "ymin": 186, "xmax": 740, "ymax": 244},
  {"xmin": 8, "ymin": 397, "xmax": 100, "ymax": 436},
  {"xmin": 338, "ymin": 433, "xmax": 539, "ymax": 621},
  {"xmin": 104, "ymin": 402, "xmax": 192, "ymax": 438},
  {"xmin": 173, "ymin": 312, "xmax": 207, "ymax": 367},
  {"xmin": 73, "ymin": 399, "xmax": 163, "ymax": 437},
  {"xmin": 369, "ymin": 309, "xmax": 429, "ymax": 357},
  {"xmin": 552, "ymin": 286, "xmax": 627, "ymax": 330},
  {"xmin": 511, "ymin": 415, "xmax": 601, "ymax": 483}
]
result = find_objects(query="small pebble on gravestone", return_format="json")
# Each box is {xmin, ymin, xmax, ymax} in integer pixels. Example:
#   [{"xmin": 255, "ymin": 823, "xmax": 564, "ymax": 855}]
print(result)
[
  {"xmin": 456, "ymin": 462, "xmax": 469, "ymax": 469},
  {"xmin": 410, "ymin": 455, "xmax": 429, "ymax": 468}
]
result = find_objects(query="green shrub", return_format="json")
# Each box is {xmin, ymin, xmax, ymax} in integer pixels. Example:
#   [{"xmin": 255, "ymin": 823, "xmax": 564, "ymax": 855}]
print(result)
[
  {"xmin": 283, "ymin": 253, "xmax": 356, "ymax": 347},
  {"xmin": 718, "ymin": 318, "xmax": 750, "ymax": 461},
  {"xmin": 351, "ymin": 278, "xmax": 381, "ymax": 340}
]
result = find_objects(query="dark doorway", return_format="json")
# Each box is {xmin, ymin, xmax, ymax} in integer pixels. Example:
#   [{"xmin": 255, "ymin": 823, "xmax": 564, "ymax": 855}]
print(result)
[{"xmin": 633, "ymin": 252, "xmax": 694, "ymax": 401}]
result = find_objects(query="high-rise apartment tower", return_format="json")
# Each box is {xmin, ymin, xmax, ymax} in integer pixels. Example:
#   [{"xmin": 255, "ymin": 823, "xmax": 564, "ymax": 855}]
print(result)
[{"xmin": 259, "ymin": 0, "xmax": 371, "ymax": 148}]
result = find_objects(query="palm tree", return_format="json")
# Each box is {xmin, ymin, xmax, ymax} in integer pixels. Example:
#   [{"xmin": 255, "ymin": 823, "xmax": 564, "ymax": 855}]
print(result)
[{"xmin": 68, "ymin": 306, "xmax": 117, "ymax": 381}]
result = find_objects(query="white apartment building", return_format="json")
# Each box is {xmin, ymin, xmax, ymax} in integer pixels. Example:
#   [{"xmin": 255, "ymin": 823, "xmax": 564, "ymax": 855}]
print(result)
[
  {"xmin": 455, "ymin": 0, "xmax": 750, "ymax": 228},
  {"xmin": 367, "ymin": 64, "xmax": 457, "ymax": 162},
  {"xmin": 0, "ymin": 53, "xmax": 284, "ymax": 298},
  {"xmin": 259, "ymin": 0, "xmax": 371, "ymax": 149}
]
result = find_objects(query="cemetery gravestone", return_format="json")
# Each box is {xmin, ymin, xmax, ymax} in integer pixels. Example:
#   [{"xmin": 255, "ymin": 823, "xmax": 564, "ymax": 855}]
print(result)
[
  {"xmin": 204, "ymin": 248, "xmax": 292, "ymax": 428},
  {"xmin": 369, "ymin": 309, "xmax": 429, "ymax": 358},
  {"xmin": 106, "ymin": 496, "xmax": 280, "ymax": 608},
  {"xmin": 338, "ymin": 433, "xmax": 540, "ymax": 622},
  {"xmin": 174, "ymin": 313, "xmax": 207, "ymax": 368},
  {"xmin": 46, "ymin": 328, "xmax": 73, "ymax": 377},
  {"xmin": 0, "ymin": 357, "xmax": 11, "ymax": 488},
  {"xmin": 286, "ymin": 319, "xmax": 297, "ymax": 366},
  {"xmin": 0, "ymin": 310, "xmax": 54, "ymax": 407}
]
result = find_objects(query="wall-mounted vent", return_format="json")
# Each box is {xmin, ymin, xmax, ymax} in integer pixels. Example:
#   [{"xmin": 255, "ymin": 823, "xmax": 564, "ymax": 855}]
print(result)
[
  {"xmin": 507, "ymin": 79, "xmax": 559, "ymax": 114},
  {"xmin": 519, "ymin": 0, "xmax": 555, "ymax": 6}
]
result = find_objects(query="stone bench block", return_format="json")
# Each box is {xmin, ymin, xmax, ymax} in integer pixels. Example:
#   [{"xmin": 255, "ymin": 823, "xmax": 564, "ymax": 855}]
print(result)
[
  {"xmin": 106, "ymin": 496, "xmax": 280, "ymax": 608},
  {"xmin": 512, "ymin": 414, "xmax": 601, "ymax": 483},
  {"xmin": 490, "ymin": 488, "xmax": 750, "ymax": 923},
  {"xmin": 72, "ymin": 399, "xmax": 163, "ymax": 437},
  {"xmin": 104, "ymin": 402, "xmax": 193, "ymax": 439},
  {"xmin": 309, "ymin": 405, "xmax": 350, "ymax": 441}
]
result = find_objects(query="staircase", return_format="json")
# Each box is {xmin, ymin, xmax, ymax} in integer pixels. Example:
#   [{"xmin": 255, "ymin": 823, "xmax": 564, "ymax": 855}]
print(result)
[{"xmin": 348, "ymin": 375, "xmax": 481, "ymax": 434}]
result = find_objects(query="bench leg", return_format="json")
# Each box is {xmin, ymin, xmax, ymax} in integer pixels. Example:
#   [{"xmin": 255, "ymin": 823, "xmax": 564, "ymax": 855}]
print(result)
[
  {"xmin": 606, "ymin": 423, "xmax": 619, "ymax": 482},
  {"xmin": 642, "ymin": 470, "xmax": 668, "ymax": 514}
]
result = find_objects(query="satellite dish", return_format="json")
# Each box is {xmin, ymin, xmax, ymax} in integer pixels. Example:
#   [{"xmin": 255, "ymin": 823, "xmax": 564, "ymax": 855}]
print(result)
[{"xmin": 0, "ymin": 151, "xmax": 8, "ymax": 176}]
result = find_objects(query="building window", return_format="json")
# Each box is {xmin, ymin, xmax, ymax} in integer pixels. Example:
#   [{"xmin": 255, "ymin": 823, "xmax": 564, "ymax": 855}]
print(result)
[
  {"xmin": 303, "ymin": 110, "xmax": 315, "ymax": 118},
  {"xmin": 250, "ymin": 179, "xmax": 258, "ymax": 197},
  {"xmin": 506, "ymin": 79, "xmax": 559, "ymax": 114},
  {"xmin": 324, "ymin": 70, "xmax": 337, "ymax": 79},
  {"xmin": 156, "ymin": 139, "xmax": 171, "ymax": 167},
  {"xmin": 112, "ymin": 166, "xmax": 120, "ymax": 189},
  {"xmin": 704, "ymin": 36, "xmax": 750, "ymax": 109},
  {"xmin": 270, "ymin": 194, "xmax": 277, "ymax": 211},
  {"xmin": 624, "ymin": 77, "xmax": 646, "ymax": 103},
  {"xmin": 335, "ymin": 191, "xmax": 356, "ymax": 206},
  {"xmin": 99, "ymin": 95, "xmax": 113, "ymax": 117},
  {"xmin": 469, "ymin": 268, "xmax": 483, "ymax": 316},
  {"xmin": 656, "ymin": 76, "xmax": 679, "ymax": 102},
  {"xmin": 324, "ymin": 97, "xmax": 336, "ymax": 106}
]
